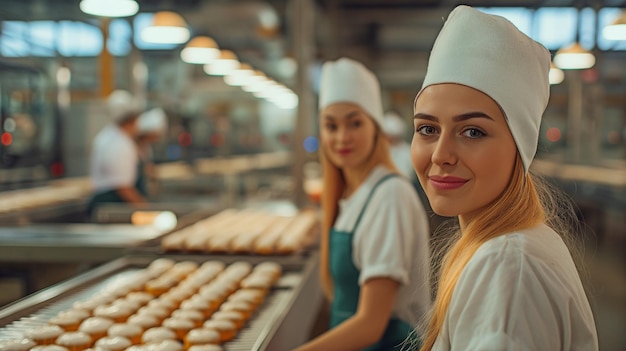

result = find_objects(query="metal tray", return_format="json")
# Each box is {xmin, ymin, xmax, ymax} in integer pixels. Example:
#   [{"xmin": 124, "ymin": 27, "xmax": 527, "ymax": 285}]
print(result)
[{"xmin": 0, "ymin": 253, "xmax": 323, "ymax": 351}]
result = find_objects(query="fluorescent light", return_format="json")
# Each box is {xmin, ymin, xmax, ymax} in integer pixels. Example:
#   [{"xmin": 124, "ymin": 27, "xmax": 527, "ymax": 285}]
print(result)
[{"xmin": 80, "ymin": 0, "xmax": 139, "ymax": 17}]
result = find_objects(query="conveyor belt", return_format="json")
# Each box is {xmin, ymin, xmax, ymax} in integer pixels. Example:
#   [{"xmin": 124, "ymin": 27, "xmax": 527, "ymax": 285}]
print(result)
[{"xmin": 0, "ymin": 254, "xmax": 323, "ymax": 350}]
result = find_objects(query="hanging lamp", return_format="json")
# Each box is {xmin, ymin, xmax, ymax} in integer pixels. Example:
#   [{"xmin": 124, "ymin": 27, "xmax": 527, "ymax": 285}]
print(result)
[
  {"xmin": 141, "ymin": 11, "xmax": 190, "ymax": 44},
  {"xmin": 549, "ymin": 62, "xmax": 564, "ymax": 85},
  {"xmin": 203, "ymin": 50, "xmax": 239, "ymax": 76},
  {"xmin": 181, "ymin": 36, "xmax": 220, "ymax": 64},
  {"xmin": 554, "ymin": 8, "xmax": 595, "ymax": 70},
  {"xmin": 603, "ymin": 10, "xmax": 626, "ymax": 40}
]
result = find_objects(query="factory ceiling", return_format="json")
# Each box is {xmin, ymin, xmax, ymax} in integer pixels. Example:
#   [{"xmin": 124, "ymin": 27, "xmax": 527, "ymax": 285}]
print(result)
[{"xmin": 1, "ymin": 0, "xmax": 625, "ymax": 97}]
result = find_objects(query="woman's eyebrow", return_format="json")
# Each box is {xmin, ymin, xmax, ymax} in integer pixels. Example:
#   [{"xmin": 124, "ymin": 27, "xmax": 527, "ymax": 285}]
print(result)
[
  {"xmin": 413, "ymin": 113, "xmax": 437, "ymax": 121},
  {"xmin": 413, "ymin": 112, "xmax": 494, "ymax": 122},
  {"xmin": 452, "ymin": 112, "xmax": 494, "ymax": 122},
  {"xmin": 325, "ymin": 110, "xmax": 361, "ymax": 120}
]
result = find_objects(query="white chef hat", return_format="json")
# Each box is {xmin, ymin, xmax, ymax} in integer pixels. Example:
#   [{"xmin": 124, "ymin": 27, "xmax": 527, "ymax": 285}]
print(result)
[
  {"xmin": 107, "ymin": 90, "xmax": 142, "ymax": 123},
  {"xmin": 138, "ymin": 108, "xmax": 167, "ymax": 135},
  {"xmin": 382, "ymin": 111, "xmax": 406, "ymax": 138},
  {"xmin": 319, "ymin": 57, "xmax": 383, "ymax": 127},
  {"xmin": 415, "ymin": 5, "xmax": 551, "ymax": 172}
]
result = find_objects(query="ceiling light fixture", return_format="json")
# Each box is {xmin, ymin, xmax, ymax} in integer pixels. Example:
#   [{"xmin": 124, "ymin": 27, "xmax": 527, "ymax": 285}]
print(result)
[
  {"xmin": 224, "ymin": 63, "xmax": 255, "ymax": 86},
  {"xmin": 141, "ymin": 11, "xmax": 190, "ymax": 44},
  {"xmin": 549, "ymin": 62, "xmax": 564, "ymax": 85},
  {"xmin": 554, "ymin": 42, "xmax": 595, "ymax": 70},
  {"xmin": 603, "ymin": 10, "xmax": 626, "ymax": 40},
  {"xmin": 80, "ymin": 0, "xmax": 139, "ymax": 17},
  {"xmin": 181, "ymin": 36, "xmax": 220, "ymax": 64},
  {"xmin": 203, "ymin": 50, "xmax": 239, "ymax": 76}
]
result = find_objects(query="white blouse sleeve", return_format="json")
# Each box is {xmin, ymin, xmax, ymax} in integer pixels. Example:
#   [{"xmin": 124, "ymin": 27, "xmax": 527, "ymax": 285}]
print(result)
[
  {"xmin": 444, "ymin": 238, "xmax": 597, "ymax": 351},
  {"xmin": 353, "ymin": 178, "xmax": 422, "ymax": 286}
]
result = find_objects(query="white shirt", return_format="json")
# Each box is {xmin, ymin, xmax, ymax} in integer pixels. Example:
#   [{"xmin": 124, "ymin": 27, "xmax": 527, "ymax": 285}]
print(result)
[
  {"xmin": 434, "ymin": 224, "xmax": 598, "ymax": 351},
  {"xmin": 334, "ymin": 165, "xmax": 431, "ymax": 326},
  {"xmin": 90, "ymin": 125, "xmax": 138, "ymax": 193}
]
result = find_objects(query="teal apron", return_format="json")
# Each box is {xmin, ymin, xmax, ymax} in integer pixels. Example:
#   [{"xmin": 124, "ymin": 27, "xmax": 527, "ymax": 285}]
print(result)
[
  {"xmin": 87, "ymin": 160, "xmax": 146, "ymax": 217},
  {"xmin": 329, "ymin": 173, "xmax": 415, "ymax": 350}
]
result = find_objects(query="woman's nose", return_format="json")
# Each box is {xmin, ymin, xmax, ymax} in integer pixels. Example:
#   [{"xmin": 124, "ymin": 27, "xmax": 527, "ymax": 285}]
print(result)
[{"xmin": 431, "ymin": 135, "xmax": 458, "ymax": 166}]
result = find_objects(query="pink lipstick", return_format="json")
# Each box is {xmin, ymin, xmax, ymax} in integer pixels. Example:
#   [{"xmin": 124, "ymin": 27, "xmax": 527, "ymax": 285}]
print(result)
[{"xmin": 429, "ymin": 175, "xmax": 469, "ymax": 190}]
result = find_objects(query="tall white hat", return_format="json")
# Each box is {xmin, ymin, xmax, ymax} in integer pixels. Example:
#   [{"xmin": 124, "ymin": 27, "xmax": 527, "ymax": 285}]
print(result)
[
  {"xmin": 138, "ymin": 108, "xmax": 167, "ymax": 135},
  {"xmin": 382, "ymin": 111, "xmax": 406, "ymax": 137},
  {"xmin": 319, "ymin": 58, "xmax": 383, "ymax": 127},
  {"xmin": 415, "ymin": 5, "xmax": 551, "ymax": 172},
  {"xmin": 107, "ymin": 90, "xmax": 142, "ymax": 123}
]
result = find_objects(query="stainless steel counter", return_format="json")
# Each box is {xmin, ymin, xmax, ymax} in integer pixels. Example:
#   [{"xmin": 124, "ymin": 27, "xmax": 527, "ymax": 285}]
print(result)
[{"xmin": 0, "ymin": 224, "xmax": 166, "ymax": 262}]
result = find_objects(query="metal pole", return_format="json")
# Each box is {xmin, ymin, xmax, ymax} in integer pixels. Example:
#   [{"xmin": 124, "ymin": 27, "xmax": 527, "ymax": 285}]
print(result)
[
  {"xmin": 290, "ymin": 0, "xmax": 316, "ymax": 208},
  {"xmin": 566, "ymin": 70, "xmax": 583, "ymax": 163}
]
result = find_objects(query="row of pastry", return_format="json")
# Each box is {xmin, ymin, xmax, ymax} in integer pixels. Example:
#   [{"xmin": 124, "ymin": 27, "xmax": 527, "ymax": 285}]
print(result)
[
  {"xmin": 161, "ymin": 209, "xmax": 319, "ymax": 255},
  {"xmin": 0, "ymin": 259, "xmax": 282, "ymax": 351}
]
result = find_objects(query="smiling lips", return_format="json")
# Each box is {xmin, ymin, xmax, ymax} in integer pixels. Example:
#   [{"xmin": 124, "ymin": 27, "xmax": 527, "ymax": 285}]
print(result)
[
  {"xmin": 336, "ymin": 148, "xmax": 353, "ymax": 156},
  {"xmin": 429, "ymin": 175, "xmax": 469, "ymax": 190}
]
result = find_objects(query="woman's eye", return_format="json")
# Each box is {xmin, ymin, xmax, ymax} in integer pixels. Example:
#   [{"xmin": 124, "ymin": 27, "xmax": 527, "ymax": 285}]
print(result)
[
  {"xmin": 416, "ymin": 125, "xmax": 437, "ymax": 136},
  {"xmin": 462, "ymin": 128, "xmax": 485, "ymax": 139},
  {"xmin": 325, "ymin": 123, "xmax": 337, "ymax": 131},
  {"xmin": 350, "ymin": 120, "xmax": 361, "ymax": 128}
]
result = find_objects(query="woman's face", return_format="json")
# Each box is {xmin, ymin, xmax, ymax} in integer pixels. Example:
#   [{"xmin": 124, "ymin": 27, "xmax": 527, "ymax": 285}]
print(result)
[
  {"xmin": 411, "ymin": 83, "xmax": 517, "ymax": 219},
  {"xmin": 320, "ymin": 102, "xmax": 377, "ymax": 171}
]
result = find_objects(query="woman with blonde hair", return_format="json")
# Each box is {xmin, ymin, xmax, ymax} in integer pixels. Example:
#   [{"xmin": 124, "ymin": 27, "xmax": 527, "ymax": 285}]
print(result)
[
  {"xmin": 410, "ymin": 6, "xmax": 598, "ymax": 350},
  {"xmin": 295, "ymin": 58, "xmax": 431, "ymax": 350}
]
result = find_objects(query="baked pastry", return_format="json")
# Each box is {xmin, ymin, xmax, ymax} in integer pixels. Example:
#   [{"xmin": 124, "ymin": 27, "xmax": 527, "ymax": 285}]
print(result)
[
  {"xmin": 136, "ymin": 306, "xmax": 170, "ymax": 322},
  {"xmin": 0, "ymin": 339, "xmax": 36, "ymax": 351},
  {"xmin": 254, "ymin": 262, "xmax": 282, "ymax": 280},
  {"xmin": 145, "ymin": 277, "xmax": 177, "ymax": 297},
  {"xmin": 30, "ymin": 345, "xmax": 69, "ymax": 351},
  {"xmin": 78, "ymin": 316, "xmax": 114, "ymax": 340},
  {"xmin": 187, "ymin": 345, "xmax": 223, "ymax": 351},
  {"xmin": 276, "ymin": 211, "xmax": 318, "ymax": 254},
  {"xmin": 147, "ymin": 298, "xmax": 178, "ymax": 312},
  {"xmin": 94, "ymin": 336, "xmax": 131, "ymax": 351},
  {"xmin": 107, "ymin": 323, "xmax": 143, "ymax": 344},
  {"xmin": 180, "ymin": 296, "xmax": 212, "ymax": 318},
  {"xmin": 49, "ymin": 313, "xmax": 82, "ymax": 332},
  {"xmin": 253, "ymin": 216, "xmax": 294, "ymax": 254},
  {"xmin": 125, "ymin": 292, "xmax": 154, "ymax": 305},
  {"xmin": 161, "ymin": 317, "xmax": 195, "ymax": 340},
  {"xmin": 228, "ymin": 289, "xmax": 265, "ymax": 306},
  {"xmin": 171, "ymin": 309, "xmax": 205, "ymax": 328},
  {"xmin": 111, "ymin": 298, "xmax": 142, "ymax": 312},
  {"xmin": 93, "ymin": 304, "xmax": 131, "ymax": 323},
  {"xmin": 57, "ymin": 309, "xmax": 91, "ymax": 322},
  {"xmin": 55, "ymin": 332, "xmax": 92, "ymax": 351},
  {"xmin": 219, "ymin": 300, "xmax": 254, "ymax": 319},
  {"xmin": 23, "ymin": 325, "xmax": 64, "ymax": 345},
  {"xmin": 239, "ymin": 274, "xmax": 273, "ymax": 291},
  {"xmin": 146, "ymin": 258, "xmax": 176, "ymax": 276},
  {"xmin": 141, "ymin": 327, "xmax": 177, "ymax": 343},
  {"xmin": 145, "ymin": 340, "xmax": 184, "ymax": 351},
  {"xmin": 169, "ymin": 261, "xmax": 199, "ymax": 279},
  {"xmin": 162, "ymin": 287, "xmax": 193, "ymax": 304},
  {"xmin": 126, "ymin": 314, "xmax": 159, "ymax": 330},
  {"xmin": 201, "ymin": 320, "xmax": 236, "ymax": 342},
  {"xmin": 183, "ymin": 328, "xmax": 221, "ymax": 349},
  {"xmin": 210, "ymin": 311, "xmax": 247, "ymax": 330}
]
